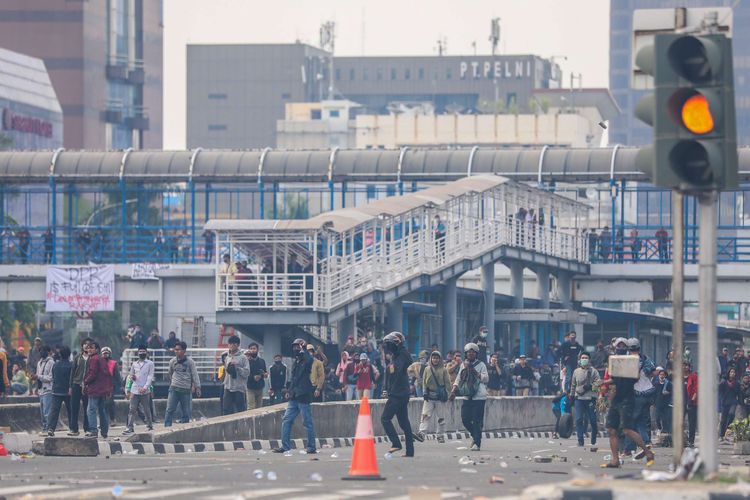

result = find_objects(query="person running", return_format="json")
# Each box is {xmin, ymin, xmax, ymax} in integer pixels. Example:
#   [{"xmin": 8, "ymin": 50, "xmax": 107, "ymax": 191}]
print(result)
[
  {"xmin": 46, "ymin": 346, "xmax": 72, "ymax": 436},
  {"xmin": 381, "ymin": 332, "xmax": 418, "ymax": 457},
  {"xmin": 570, "ymin": 352, "xmax": 600, "ymax": 447},
  {"xmin": 450, "ymin": 343, "xmax": 489, "ymax": 451},
  {"xmin": 599, "ymin": 338, "xmax": 655, "ymax": 468},
  {"xmin": 83, "ymin": 342, "xmax": 113, "ymax": 438},
  {"xmin": 273, "ymin": 338, "xmax": 317, "ymax": 454},
  {"xmin": 164, "ymin": 341, "xmax": 201, "ymax": 427},
  {"xmin": 417, "ymin": 351, "xmax": 451, "ymax": 443},
  {"xmin": 123, "ymin": 346, "xmax": 154, "ymax": 434},
  {"xmin": 222, "ymin": 335, "xmax": 249, "ymax": 415}
]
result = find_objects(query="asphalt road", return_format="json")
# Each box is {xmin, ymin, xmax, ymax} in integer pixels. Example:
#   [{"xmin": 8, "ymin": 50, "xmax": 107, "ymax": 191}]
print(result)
[{"xmin": 0, "ymin": 437, "xmax": 744, "ymax": 499}]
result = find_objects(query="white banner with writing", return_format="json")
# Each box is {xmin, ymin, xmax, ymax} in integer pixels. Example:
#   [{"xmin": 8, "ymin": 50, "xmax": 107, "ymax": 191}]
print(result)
[
  {"xmin": 45, "ymin": 265, "xmax": 115, "ymax": 312},
  {"xmin": 131, "ymin": 263, "xmax": 170, "ymax": 280}
]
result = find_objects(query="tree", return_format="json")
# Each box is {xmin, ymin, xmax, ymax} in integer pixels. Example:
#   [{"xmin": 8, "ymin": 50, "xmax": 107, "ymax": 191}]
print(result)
[
  {"xmin": 0, "ymin": 133, "xmax": 13, "ymax": 151},
  {"xmin": 282, "ymin": 193, "xmax": 309, "ymax": 220}
]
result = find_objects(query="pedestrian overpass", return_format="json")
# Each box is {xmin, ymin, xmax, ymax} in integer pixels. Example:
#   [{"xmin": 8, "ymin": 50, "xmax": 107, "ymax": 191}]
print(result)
[{"xmin": 206, "ymin": 175, "xmax": 589, "ymax": 351}]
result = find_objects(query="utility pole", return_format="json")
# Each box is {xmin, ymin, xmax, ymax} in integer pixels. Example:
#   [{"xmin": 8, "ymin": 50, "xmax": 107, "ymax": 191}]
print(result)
[
  {"xmin": 319, "ymin": 21, "xmax": 336, "ymax": 100},
  {"xmin": 671, "ymin": 191, "xmax": 684, "ymax": 467},
  {"xmin": 490, "ymin": 17, "xmax": 501, "ymax": 109}
]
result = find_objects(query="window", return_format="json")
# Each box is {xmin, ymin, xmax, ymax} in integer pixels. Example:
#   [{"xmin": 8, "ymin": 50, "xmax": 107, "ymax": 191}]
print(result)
[
  {"xmin": 311, "ymin": 109, "xmax": 322, "ymax": 120},
  {"xmin": 208, "ymin": 124, "xmax": 227, "ymax": 131},
  {"xmin": 418, "ymin": 68, "xmax": 424, "ymax": 80},
  {"xmin": 208, "ymin": 93, "xmax": 227, "ymax": 100},
  {"xmin": 335, "ymin": 68, "xmax": 341, "ymax": 81},
  {"xmin": 391, "ymin": 68, "xmax": 397, "ymax": 80},
  {"xmin": 363, "ymin": 68, "xmax": 369, "ymax": 81},
  {"xmin": 446, "ymin": 68, "xmax": 452, "ymax": 80},
  {"xmin": 376, "ymin": 68, "xmax": 383, "ymax": 80},
  {"xmin": 349, "ymin": 68, "xmax": 355, "ymax": 81},
  {"xmin": 404, "ymin": 68, "xmax": 411, "ymax": 80},
  {"xmin": 329, "ymin": 109, "xmax": 340, "ymax": 118},
  {"xmin": 281, "ymin": 92, "xmax": 291, "ymax": 100}
]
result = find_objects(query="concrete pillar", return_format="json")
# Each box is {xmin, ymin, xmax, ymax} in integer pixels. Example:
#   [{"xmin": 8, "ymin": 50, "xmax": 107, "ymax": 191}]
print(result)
[
  {"xmin": 481, "ymin": 262, "xmax": 495, "ymax": 354},
  {"xmin": 556, "ymin": 272, "xmax": 572, "ymax": 309},
  {"xmin": 536, "ymin": 267, "xmax": 550, "ymax": 309},
  {"xmin": 121, "ymin": 301, "xmax": 131, "ymax": 329},
  {"xmin": 338, "ymin": 315, "xmax": 356, "ymax": 347},
  {"xmin": 509, "ymin": 261, "xmax": 524, "ymax": 350},
  {"xmin": 386, "ymin": 298, "xmax": 404, "ymax": 334},
  {"xmin": 262, "ymin": 327, "xmax": 282, "ymax": 359},
  {"xmin": 441, "ymin": 277, "xmax": 458, "ymax": 353}
]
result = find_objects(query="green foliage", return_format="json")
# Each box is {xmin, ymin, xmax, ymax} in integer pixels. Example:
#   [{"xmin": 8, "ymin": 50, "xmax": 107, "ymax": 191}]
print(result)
[
  {"xmin": 0, "ymin": 133, "xmax": 13, "ymax": 151},
  {"xmin": 729, "ymin": 416, "xmax": 750, "ymax": 442},
  {"xmin": 91, "ymin": 310, "xmax": 124, "ymax": 357},
  {"xmin": 282, "ymin": 193, "xmax": 309, "ymax": 220},
  {"xmin": 477, "ymin": 99, "xmax": 505, "ymax": 114}
]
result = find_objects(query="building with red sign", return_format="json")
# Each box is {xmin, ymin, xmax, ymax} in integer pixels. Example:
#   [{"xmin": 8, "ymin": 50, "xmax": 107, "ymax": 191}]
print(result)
[{"xmin": 0, "ymin": 47, "xmax": 62, "ymax": 150}]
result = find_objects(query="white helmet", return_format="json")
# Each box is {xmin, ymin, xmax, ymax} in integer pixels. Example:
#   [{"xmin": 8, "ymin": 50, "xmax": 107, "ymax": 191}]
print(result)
[{"xmin": 464, "ymin": 342, "xmax": 479, "ymax": 353}]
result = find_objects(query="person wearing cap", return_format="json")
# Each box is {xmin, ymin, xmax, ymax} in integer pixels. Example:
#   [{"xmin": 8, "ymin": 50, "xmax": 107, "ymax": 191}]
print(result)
[
  {"xmin": 244, "ymin": 342, "xmax": 267, "ymax": 410},
  {"xmin": 623, "ymin": 337, "xmax": 657, "ymax": 459},
  {"xmin": 308, "ymin": 344, "xmax": 325, "ymax": 402},
  {"xmin": 381, "ymin": 332, "xmax": 418, "ymax": 457},
  {"xmin": 222, "ymin": 335, "xmax": 250, "ymax": 415},
  {"xmin": 471, "ymin": 326, "xmax": 490, "ymax": 364},
  {"xmin": 355, "ymin": 352, "xmax": 378, "ymax": 400},
  {"xmin": 512, "ymin": 355, "xmax": 534, "ymax": 396},
  {"xmin": 598, "ymin": 338, "xmax": 655, "ymax": 468},
  {"xmin": 273, "ymin": 339, "xmax": 317, "ymax": 454},
  {"xmin": 450, "ymin": 343, "xmax": 489, "ymax": 451}
]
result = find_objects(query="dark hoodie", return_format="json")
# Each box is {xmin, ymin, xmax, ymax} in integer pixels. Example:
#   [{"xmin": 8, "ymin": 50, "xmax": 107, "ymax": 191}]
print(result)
[{"xmin": 422, "ymin": 352, "xmax": 451, "ymax": 401}]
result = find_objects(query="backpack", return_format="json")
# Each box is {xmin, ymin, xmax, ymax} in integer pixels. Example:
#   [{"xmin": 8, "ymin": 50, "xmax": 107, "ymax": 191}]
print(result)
[{"xmin": 457, "ymin": 362, "xmax": 480, "ymax": 399}]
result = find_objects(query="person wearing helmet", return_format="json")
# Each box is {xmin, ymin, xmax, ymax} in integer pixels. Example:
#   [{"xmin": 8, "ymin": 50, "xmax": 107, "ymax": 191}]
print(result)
[
  {"xmin": 380, "ymin": 332, "xmax": 417, "ymax": 456},
  {"xmin": 273, "ymin": 338, "xmax": 317, "ymax": 454},
  {"xmin": 449, "ymin": 343, "xmax": 489, "ymax": 451},
  {"xmin": 598, "ymin": 338, "xmax": 655, "ymax": 468}
]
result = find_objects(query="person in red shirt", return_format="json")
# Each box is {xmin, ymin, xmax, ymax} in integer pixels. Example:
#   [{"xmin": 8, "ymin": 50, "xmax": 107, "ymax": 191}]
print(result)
[
  {"xmin": 685, "ymin": 361, "xmax": 698, "ymax": 447},
  {"xmin": 83, "ymin": 342, "xmax": 113, "ymax": 438},
  {"xmin": 355, "ymin": 353, "xmax": 378, "ymax": 399}
]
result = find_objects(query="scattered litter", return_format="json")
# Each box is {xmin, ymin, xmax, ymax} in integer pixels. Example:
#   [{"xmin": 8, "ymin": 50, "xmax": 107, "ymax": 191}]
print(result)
[
  {"xmin": 590, "ymin": 447, "xmax": 598, "ymax": 452},
  {"xmin": 253, "ymin": 469, "xmax": 263, "ymax": 479},
  {"xmin": 266, "ymin": 471, "xmax": 277, "ymax": 481},
  {"xmin": 534, "ymin": 456, "xmax": 552, "ymax": 463},
  {"xmin": 531, "ymin": 449, "xmax": 552, "ymax": 454},
  {"xmin": 460, "ymin": 468, "xmax": 478, "ymax": 474},
  {"xmin": 397, "ymin": 476, "xmax": 403, "ymax": 480},
  {"xmin": 548, "ymin": 440, "xmax": 556, "ymax": 444},
  {"xmin": 727, "ymin": 480, "xmax": 750, "ymax": 495},
  {"xmin": 10, "ymin": 454, "xmax": 24, "ymax": 462},
  {"xmin": 533, "ymin": 470, "xmax": 569, "ymax": 475},
  {"xmin": 321, "ymin": 444, "xmax": 332, "ymax": 449},
  {"xmin": 489, "ymin": 475, "xmax": 505, "ymax": 484},
  {"xmin": 559, "ymin": 457, "xmax": 568, "ymax": 463},
  {"xmin": 456, "ymin": 446, "xmax": 468, "ymax": 450},
  {"xmin": 330, "ymin": 452, "xmax": 339, "ymax": 459},
  {"xmin": 499, "ymin": 461, "xmax": 508, "ymax": 468},
  {"xmin": 603, "ymin": 454, "xmax": 611, "ymax": 461},
  {"xmin": 257, "ymin": 450, "xmax": 267, "ymax": 455},
  {"xmin": 458, "ymin": 456, "xmax": 474, "ymax": 465},
  {"xmin": 283, "ymin": 451, "xmax": 293, "ymax": 457},
  {"xmin": 111, "ymin": 484, "xmax": 124, "ymax": 498},
  {"xmin": 298, "ymin": 449, "xmax": 307, "ymax": 455},
  {"xmin": 642, "ymin": 447, "xmax": 702, "ymax": 482},
  {"xmin": 309, "ymin": 473, "xmax": 323, "ymax": 482},
  {"xmin": 384, "ymin": 452, "xmax": 393, "ymax": 460}
]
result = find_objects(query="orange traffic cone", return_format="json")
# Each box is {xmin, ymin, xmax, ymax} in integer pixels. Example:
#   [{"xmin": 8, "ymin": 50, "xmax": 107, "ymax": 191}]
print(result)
[{"xmin": 342, "ymin": 396, "xmax": 385, "ymax": 481}]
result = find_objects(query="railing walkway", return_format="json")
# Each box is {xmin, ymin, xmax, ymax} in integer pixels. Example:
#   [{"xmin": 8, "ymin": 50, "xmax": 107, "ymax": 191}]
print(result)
[{"xmin": 208, "ymin": 175, "xmax": 590, "ymax": 316}]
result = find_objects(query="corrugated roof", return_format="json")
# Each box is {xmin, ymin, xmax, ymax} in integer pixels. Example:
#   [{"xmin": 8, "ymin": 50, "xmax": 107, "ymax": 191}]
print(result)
[{"xmin": 0, "ymin": 47, "xmax": 61, "ymax": 114}]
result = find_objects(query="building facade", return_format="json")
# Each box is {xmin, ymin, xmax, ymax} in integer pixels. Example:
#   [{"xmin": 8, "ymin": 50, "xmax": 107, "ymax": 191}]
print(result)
[
  {"xmin": 0, "ymin": 48, "xmax": 63, "ymax": 150},
  {"xmin": 609, "ymin": 0, "xmax": 750, "ymax": 146},
  {"xmin": 0, "ymin": 0, "xmax": 163, "ymax": 149},
  {"xmin": 187, "ymin": 43, "xmax": 562, "ymax": 149}
]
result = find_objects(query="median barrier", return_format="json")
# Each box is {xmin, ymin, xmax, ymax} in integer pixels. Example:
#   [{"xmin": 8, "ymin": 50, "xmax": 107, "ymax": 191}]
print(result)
[{"xmin": 148, "ymin": 396, "xmax": 555, "ymax": 444}]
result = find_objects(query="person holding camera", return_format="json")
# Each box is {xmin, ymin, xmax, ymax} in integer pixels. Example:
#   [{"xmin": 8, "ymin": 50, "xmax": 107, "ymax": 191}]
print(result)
[
  {"xmin": 222, "ymin": 335, "xmax": 249, "ymax": 415},
  {"xmin": 487, "ymin": 354, "xmax": 505, "ymax": 396},
  {"xmin": 450, "ymin": 343, "xmax": 489, "ymax": 451},
  {"xmin": 569, "ymin": 351, "xmax": 600, "ymax": 447},
  {"xmin": 417, "ymin": 351, "xmax": 451, "ymax": 443},
  {"xmin": 273, "ymin": 338, "xmax": 317, "ymax": 454}
]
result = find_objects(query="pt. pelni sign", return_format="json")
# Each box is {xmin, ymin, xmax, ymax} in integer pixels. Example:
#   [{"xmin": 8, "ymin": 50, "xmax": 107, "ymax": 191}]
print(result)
[{"xmin": 459, "ymin": 59, "xmax": 532, "ymax": 80}]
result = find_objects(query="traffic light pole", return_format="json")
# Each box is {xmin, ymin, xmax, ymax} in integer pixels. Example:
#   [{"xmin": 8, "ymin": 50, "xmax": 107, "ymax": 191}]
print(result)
[
  {"xmin": 697, "ymin": 190, "xmax": 718, "ymax": 474},
  {"xmin": 671, "ymin": 190, "xmax": 684, "ymax": 467}
]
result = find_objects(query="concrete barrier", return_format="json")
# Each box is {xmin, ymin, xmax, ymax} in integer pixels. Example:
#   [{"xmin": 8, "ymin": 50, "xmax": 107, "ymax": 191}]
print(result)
[
  {"xmin": 3, "ymin": 432, "xmax": 33, "ymax": 453},
  {"xmin": 150, "ymin": 396, "xmax": 555, "ymax": 444},
  {"xmin": 0, "ymin": 398, "xmax": 223, "ymax": 433}
]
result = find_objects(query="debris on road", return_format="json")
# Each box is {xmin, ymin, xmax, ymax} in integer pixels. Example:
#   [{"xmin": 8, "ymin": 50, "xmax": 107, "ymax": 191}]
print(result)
[{"xmin": 489, "ymin": 475, "xmax": 505, "ymax": 484}]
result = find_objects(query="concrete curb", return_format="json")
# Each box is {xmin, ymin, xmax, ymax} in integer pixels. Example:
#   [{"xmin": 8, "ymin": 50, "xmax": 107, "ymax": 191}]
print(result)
[{"xmin": 97, "ymin": 430, "xmax": 593, "ymax": 456}]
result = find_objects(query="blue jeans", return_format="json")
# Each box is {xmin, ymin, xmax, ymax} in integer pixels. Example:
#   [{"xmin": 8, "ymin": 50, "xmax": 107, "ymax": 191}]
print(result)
[
  {"xmin": 625, "ymin": 393, "xmax": 653, "ymax": 452},
  {"xmin": 574, "ymin": 398, "xmax": 597, "ymax": 445},
  {"xmin": 164, "ymin": 389, "xmax": 192, "ymax": 427},
  {"xmin": 281, "ymin": 399, "xmax": 316, "ymax": 452},
  {"xmin": 39, "ymin": 393, "xmax": 53, "ymax": 431},
  {"xmin": 87, "ymin": 396, "xmax": 109, "ymax": 437}
]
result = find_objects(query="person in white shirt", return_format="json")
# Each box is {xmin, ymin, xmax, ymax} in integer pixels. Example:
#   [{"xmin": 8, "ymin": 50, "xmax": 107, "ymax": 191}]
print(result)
[
  {"xmin": 123, "ymin": 345, "xmax": 154, "ymax": 434},
  {"xmin": 32, "ymin": 346, "xmax": 54, "ymax": 434}
]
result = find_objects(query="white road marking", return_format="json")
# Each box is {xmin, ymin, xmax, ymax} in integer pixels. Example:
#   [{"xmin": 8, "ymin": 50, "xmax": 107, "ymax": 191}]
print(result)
[
  {"xmin": 206, "ymin": 488, "xmax": 305, "ymax": 500},
  {"xmin": 0, "ymin": 485, "xmax": 65, "ymax": 496},
  {"xmin": 124, "ymin": 486, "xmax": 215, "ymax": 499}
]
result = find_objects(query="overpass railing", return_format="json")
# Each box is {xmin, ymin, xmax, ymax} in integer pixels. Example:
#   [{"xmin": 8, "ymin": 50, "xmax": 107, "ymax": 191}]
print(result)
[{"xmin": 589, "ymin": 235, "xmax": 750, "ymax": 263}]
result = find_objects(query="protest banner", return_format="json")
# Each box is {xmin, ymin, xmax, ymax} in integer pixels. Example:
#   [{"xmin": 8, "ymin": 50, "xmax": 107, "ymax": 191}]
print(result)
[{"xmin": 45, "ymin": 265, "xmax": 115, "ymax": 312}]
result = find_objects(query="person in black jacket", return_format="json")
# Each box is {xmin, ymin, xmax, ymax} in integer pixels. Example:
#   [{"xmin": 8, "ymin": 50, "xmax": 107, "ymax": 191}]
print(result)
[
  {"xmin": 720, "ymin": 367, "xmax": 741, "ymax": 440},
  {"xmin": 558, "ymin": 332, "xmax": 582, "ymax": 392},
  {"xmin": 273, "ymin": 339, "xmax": 317, "ymax": 454},
  {"xmin": 47, "ymin": 346, "xmax": 73, "ymax": 436},
  {"xmin": 268, "ymin": 354, "xmax": 287, "ymax": 405},
  {"xmin": 380, "ymin": 332, "xmax": 418, "ymax": 457}
]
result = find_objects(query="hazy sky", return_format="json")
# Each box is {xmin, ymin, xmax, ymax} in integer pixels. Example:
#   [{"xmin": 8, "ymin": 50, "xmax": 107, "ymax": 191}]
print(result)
[{"xmin": 164, "ymin": 0, "xmax": 610, "ymax": 148}]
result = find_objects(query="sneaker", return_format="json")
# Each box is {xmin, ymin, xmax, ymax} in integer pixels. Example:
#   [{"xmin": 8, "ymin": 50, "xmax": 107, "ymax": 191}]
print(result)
[
  {"xmin": 413, "ymin": 432, "xmax": 425, "ymax": 443},
  {"xmin": 634, "ymin": 445, "xmax": 652, "ymax": 460},
  {"xmin": 437, "ymin": 435, "xmax": 445, "ymax": 444},
  {"xmin": 84, "ymin": 432, "xmax": 97, "ymax": 438},
  {"xmin": 67, "ymin": 431, "xmax": 79, "ymax": 437},
  {"xmin": 272, "ymin": 447, "xmax": 288, "ymax": 453},
  {"xmin": 470, "ymin": 444, "xmax": 480, "ymax": 451},
  {"xmin": 38, "ymin": 431, "xmax": 48, "ymax": 437},
  {"xmin": 147, "ymin": 426, "xmax": 154, "ymax": 431},
  {"xmin": 305, "ymin": 448, "xmax": 317, "ymax": 454},
  {"xmin": 122, "ymin": 429, "xmax": 134, "ymax": 435},
  {"xmin": 47, "ymin": 431, "xmax": 54, "ymax": 437},
  {"xmin": 101, "ymin": 434, "xmax": 108, "ymax": 439},
  {"xmin": 578, "ymin": 441, "xmax": 585, "ymax": 447}
]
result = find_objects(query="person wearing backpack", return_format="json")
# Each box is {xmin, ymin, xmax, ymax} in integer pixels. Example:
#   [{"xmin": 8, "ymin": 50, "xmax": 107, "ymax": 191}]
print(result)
[
  {"xmin": 569, "ymin": 352, "xmax": 601, "ymax": 447},
  {"xmin": 417, "ymin": 351, "xmax": 452, "ymax": 443},
  {"xmin": 449, "ymin": 343, "xmax": 489, "ymax": 451}
]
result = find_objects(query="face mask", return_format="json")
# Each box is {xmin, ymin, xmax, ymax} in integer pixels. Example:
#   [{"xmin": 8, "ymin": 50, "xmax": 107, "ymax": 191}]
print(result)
[
  {"xmin": 249, "ymin": 352, "xmax": 258, "ymax": 358},
  {"xmin": 615, "ymin": 348, "xmax": 627, "ymax": 355},
  {"xmin": 685, "ymin": 349, "xmax": 691, "ymax": 355},
  {"xmin": 275, "ymin": 360, "xmax": 282, "ymax": 365},
  {"xmin": 480, "ymin": 331, "xmax": 487, "ymax": 338},
  {"xmin": 138, "ymin": 353, "xmax": 147, "ymax": 360},
  {"xmin": 580, "ymin": 358, "xmax": 589, "ymax": 367}
]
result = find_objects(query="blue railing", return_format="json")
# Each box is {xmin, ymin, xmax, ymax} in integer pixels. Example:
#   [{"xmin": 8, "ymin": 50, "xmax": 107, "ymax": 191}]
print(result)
[{"xmin": 588, "ymin": 234, "xmax": 750, "ymax": 263}]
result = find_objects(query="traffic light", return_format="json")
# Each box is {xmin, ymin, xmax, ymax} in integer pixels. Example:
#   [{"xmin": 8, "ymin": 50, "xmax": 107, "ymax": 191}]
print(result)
[{"xmin": 634, "ymin": 34, "xmax": 738, "ymax": 192}]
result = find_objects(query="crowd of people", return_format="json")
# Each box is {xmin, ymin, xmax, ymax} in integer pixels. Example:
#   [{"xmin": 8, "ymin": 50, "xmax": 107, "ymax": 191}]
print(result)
[{"xmin": 3, "ymin": 326, "xmax": 750, "ymax": 466}]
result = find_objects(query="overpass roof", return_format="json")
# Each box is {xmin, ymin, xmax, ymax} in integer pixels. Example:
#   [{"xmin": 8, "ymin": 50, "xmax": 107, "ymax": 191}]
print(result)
[{"xmin": 206, "ymin": 174, "xmax": 587, "ymax": 234}]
